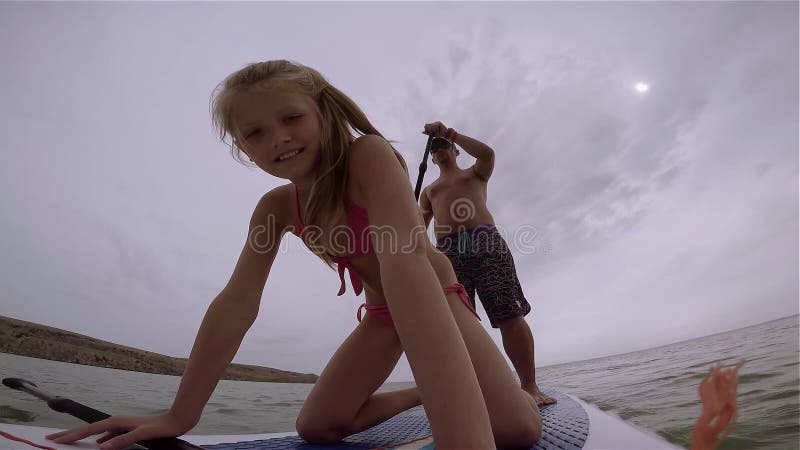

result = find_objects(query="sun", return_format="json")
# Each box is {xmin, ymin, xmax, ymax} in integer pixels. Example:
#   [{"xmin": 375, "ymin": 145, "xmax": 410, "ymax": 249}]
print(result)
[{"xmin": 634, "ymin": 82, "xmax": 650, "ymax": 93}]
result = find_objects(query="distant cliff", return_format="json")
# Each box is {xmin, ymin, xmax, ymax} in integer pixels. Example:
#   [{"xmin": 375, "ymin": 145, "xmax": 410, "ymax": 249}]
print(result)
[{"xmin": 0, "ymin": 316, "xmax": 318, "ymax": 383}]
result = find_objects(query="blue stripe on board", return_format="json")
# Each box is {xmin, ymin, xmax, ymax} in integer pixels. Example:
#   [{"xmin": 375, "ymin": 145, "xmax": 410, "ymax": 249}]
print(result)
[{"xmin": 202, "ymin": 388, "xmax": 588, "ymax": 450}]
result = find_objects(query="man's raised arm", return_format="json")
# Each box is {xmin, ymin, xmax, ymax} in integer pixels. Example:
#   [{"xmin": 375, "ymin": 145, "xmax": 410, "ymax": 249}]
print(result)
[{"xmin": 451, "ymin": 130, "xmax": 495, "ymax": 181}]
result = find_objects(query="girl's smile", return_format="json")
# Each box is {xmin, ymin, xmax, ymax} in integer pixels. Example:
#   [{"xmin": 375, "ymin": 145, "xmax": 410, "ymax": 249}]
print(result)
[{"xmin": 275, "ymin": 147, "xmax": 305, "ymax": 162}]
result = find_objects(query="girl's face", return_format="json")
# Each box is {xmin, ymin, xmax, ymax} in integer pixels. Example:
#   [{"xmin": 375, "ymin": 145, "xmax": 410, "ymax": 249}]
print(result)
[{"xmin": 232, "ymin": 88, "xmax": 322, "ymax": 182}]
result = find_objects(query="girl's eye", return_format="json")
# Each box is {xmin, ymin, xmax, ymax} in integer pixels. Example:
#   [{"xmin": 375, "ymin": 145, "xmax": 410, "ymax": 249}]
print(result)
[
  {"xmin": 245, "ymin": 129, "xmax": 261, "ymax": 140},
  {"xmin": 285, "ymin": 115, "xmax": 302, "ymax": 123}
]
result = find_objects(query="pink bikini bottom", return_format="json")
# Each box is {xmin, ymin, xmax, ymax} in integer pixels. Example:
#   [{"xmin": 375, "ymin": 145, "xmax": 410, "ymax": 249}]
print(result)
[{"xmin": 356, "ymin": 283, "xmax": 480, "ymax": 330}]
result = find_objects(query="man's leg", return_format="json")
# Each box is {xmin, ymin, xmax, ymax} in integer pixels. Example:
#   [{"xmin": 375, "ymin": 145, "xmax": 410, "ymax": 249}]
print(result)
[
  {"xmin": 474, "ymin": 228, "xmax": 557, "ymax": 406},
  {"xmin": 497, "ymin": 316, "xmax": 556, "ymax": 406}
]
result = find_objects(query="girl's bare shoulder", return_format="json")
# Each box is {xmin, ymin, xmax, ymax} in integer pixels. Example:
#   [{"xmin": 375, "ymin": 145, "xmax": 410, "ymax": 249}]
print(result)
[
  {"xmin": 346, "ymin": 135, "xmax": 406, "ymax": 203},
  {"xmin": 251, "ymin": 184, "xmax": 295, "ymax": 233},
  {"xmin": 347, "ymin": 135, "xmax": 406, "ymax": 179}
]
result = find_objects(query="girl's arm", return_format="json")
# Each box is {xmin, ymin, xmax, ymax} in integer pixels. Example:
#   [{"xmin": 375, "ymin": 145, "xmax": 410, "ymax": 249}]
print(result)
[
  {"xmin": 350, "ymin": 136, "xmax": 495, "ymax": 449},
  {"xmin": 169, "ymin": 190, "xmax": 286, "ymax": 427},
  {"xmin": 48, "ymin": 189, "xmax": 287, "ymax": 450}
]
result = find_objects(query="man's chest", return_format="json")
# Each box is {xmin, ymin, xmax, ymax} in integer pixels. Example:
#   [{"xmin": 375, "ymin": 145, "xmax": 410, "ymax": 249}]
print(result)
[{"xmin": 429, "ymin": 174, "xmax": 485, "ymax": 209}]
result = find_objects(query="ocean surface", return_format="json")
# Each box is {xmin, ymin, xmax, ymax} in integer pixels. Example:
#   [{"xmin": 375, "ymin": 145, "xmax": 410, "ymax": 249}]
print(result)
[{"xmin": 1, "ymin": 315, "xmax": 797, "ymax": 450}]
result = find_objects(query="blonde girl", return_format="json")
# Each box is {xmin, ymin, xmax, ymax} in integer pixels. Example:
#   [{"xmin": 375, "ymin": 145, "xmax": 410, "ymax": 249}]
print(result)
[{"xmin": 47, "ymin": 60, "xmax": 540, "ymax": 450}]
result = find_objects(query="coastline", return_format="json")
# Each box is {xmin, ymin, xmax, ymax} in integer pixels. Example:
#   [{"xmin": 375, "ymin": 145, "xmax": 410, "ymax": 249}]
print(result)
[{"xmin": 0, "ymin": 316, "xmax": 318, "ymax": 383}]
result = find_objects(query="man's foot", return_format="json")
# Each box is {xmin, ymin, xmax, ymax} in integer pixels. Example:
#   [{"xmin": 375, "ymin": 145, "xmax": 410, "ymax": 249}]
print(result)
[{"xmin": 525, "ymin": 387, "xmax": 557, "ymax": 406}]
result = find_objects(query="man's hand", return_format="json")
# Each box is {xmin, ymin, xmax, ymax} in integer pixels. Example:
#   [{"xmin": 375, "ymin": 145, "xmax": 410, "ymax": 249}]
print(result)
[{"xmin": 424, "ymin": 121, "xmax": 448, "ymax": 137}]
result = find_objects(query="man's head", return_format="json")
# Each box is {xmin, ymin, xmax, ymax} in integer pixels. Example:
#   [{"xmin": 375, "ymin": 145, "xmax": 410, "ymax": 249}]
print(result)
[{"xmin": 430, "ymin": 137, "xmax": 459, "ymax": 166}]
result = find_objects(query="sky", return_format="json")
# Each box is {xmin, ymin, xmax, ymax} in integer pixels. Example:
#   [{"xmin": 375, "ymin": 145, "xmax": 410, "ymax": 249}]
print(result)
[{"xmin": 0, "ymin": 2, "xmax": 797, "ymax": 382}]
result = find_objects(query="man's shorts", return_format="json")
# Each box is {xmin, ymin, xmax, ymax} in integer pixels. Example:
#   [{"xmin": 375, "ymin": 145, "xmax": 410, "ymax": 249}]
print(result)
[{"xmin": 436, "ymin": 225, "xmax": 531, "ymax": 328}]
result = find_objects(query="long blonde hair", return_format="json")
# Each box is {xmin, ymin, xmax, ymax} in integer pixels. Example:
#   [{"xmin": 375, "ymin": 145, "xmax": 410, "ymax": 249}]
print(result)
[{"xmin": 211, "ymin": 60, "xmax": 403, "ymax": 265}]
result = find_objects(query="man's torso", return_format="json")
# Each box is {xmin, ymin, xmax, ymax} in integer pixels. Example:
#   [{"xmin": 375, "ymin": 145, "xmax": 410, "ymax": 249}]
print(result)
[{"xmin": 427, "ymin": 168, "xmax": 495, "ymax": 239}]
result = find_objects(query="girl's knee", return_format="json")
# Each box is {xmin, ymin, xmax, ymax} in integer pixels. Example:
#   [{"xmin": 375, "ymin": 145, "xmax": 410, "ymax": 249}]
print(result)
[
  {"xmin": 494, "ymin": 408, "xmax": 542, "ymax": 449},
  {"xmin": 296, "ymin": 413, "xmax": 350, "ymax": 444},
  {"xmin": 495, "ymin": 419, "xmax": 542, "ymax": 449}
]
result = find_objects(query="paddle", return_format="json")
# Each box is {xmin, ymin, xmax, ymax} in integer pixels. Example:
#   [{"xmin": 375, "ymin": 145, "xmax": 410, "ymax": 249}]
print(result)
[
  {"xmin": 414, "ymin": 132, "xmax": 434, "ymax": 201},
  {"xmin": 2, "ymin": 377, "xmax": 204, "ymax": 450}
]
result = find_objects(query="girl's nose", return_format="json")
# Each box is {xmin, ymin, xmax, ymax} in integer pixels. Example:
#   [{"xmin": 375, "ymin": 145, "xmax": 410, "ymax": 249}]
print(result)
[{"xmin": 273, "ymin": 131, "xmax": 292, "ymax": 149}]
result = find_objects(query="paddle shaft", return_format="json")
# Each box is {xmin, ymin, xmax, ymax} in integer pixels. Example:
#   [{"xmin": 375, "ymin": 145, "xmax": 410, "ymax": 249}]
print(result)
[
  {"xmin": 2, "ymin": 378, "xmax": 204, "ymax": 450},
  {"xmin": 414, "ymin": 134, "xmax": 434, "ymax": 201}
]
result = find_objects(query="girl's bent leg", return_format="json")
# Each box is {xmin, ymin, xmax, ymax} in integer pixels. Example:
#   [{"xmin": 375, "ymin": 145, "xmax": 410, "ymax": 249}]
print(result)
[
  {"xmin": 348, "ymin": 387, "xmax": 420, "ymax": 432},
  {"xmin": 445, "ymin": 290, "xmax": 542, "ymax": 448},
  {"xmin": 296, "ymin": 316, "xmax": 416, "ymax": 444}
]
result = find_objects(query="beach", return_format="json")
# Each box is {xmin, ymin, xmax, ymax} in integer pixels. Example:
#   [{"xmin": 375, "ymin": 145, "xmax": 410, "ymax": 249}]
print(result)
[{"xmin": 0, "ymin": 316, "xmax": 317, "ymax": 383}]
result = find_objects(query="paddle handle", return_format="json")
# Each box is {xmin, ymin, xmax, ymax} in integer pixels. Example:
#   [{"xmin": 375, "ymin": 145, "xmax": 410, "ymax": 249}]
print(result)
[
  {"xmin": 140, "ymin": 437, "xmax": 205, "ymax": 450},
  {"xmin": 47, "ymin": 398, "xmax": 110, "ymax": 422},
  {"xmin": 414, "ymin": 134, "xmax": 434, "ymax": 201}
]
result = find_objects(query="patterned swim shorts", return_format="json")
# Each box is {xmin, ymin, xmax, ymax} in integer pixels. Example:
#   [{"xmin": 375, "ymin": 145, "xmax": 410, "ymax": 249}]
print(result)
[{"xmin": 436, "ymin": 225, "xmax": 531, "ymax": 328}]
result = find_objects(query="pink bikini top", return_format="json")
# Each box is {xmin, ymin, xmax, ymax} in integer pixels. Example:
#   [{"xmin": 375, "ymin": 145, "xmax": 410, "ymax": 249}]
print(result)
[{"xmin": 291, "ymin": 185, "xmax": 373, "ymax": 296}]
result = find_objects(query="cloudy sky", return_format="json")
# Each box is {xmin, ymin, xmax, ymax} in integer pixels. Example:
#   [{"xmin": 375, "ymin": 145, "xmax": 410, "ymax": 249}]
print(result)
[{"xmin": 1, "ymin": 2, "xmax": 797, "ymax": 382}]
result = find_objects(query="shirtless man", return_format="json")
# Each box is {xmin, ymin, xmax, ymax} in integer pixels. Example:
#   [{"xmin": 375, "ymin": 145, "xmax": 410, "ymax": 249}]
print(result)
[{"xmin": 419, "ymin": 121, "xmax": 556, "ymax": 406}]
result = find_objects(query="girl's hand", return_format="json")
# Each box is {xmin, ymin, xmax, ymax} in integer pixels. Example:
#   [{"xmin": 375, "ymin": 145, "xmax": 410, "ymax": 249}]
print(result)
[
  {"xmin": 424, "ymin": 121, "xmax": 448, "ymax": 137},
  {"xmin": 46, "ymin": 412, "xmax": 193, "ymax": 450}
]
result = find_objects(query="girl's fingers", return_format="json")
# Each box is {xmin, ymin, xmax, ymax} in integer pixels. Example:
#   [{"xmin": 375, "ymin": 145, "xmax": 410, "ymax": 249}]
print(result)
[
  {"xmin": 44, "ymin": 430, "xmax": 68, "ymax": 440},
  {"xmin": 49, "ymin": 417, "xmax": 127, "ymax": 444},
  {"xmin": 96, "ymin": 431, "xmax": 120, "ymax": 444},
  {"xmin": 98, "ymin": 426, "xmax": 163, "ymax": 450},
  {"xmin": 48, "ymin": 421, "xmax": 107, "ymax": 443}
]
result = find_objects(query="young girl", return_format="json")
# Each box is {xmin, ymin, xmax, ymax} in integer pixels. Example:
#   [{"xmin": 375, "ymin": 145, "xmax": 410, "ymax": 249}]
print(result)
[{"xmin": 46, "ymin": 60, "xmax": 541, "ymax": 450}]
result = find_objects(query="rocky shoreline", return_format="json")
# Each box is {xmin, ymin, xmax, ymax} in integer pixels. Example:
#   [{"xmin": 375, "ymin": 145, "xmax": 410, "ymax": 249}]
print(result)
[{"xmin": 0, "ymin": 316, "xmax": 318, "ymax": 383}]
